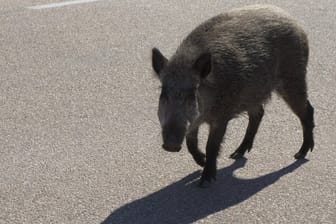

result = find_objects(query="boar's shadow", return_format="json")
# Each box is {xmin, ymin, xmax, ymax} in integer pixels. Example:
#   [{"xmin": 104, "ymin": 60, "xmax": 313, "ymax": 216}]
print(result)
[{"xmin": 102, "ymin": 158, "xmax": 307, "ymax": 224}]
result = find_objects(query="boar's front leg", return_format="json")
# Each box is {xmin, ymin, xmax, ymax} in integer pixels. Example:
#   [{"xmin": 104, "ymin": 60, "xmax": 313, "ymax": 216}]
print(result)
[
  {"xmin": 186, "ymin": 127, "xmax": 206, "ymax": 167},
  {"xmin": 230, "ymin": 105, "xmax": 264, "ymax": 159},
  {"xmin": 199, "ymin": 120, "xmax": 228, "ymax": 186}
]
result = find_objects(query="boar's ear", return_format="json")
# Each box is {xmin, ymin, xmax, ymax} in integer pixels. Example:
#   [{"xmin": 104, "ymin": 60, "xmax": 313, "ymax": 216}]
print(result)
[
  {"xmin": 193, "ymin": 53, "xmax": 212, "ymax": 78},
  {"xmin": 152, "ymin": 48, "xmax": 168, "ymax": 76}
]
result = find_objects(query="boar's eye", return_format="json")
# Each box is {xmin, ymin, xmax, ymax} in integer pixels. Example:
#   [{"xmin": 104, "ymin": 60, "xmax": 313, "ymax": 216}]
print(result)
[
  {"xmin": 187, "ymin": 92, "xmax": 195, "ymax": 100},
  {"xmin": 185, "ymin": 91, "xmax": 196, "ymax": 104},
  {"xmin": 176, "ymin": 92, "xmax": 184, "ymax": 98}
]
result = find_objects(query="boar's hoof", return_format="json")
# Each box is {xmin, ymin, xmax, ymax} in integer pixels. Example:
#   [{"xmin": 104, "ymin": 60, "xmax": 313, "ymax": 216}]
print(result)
[
  {"xmin": 198, "ymin": 176, "xmax": 216, "ymax": 188},
  {"xmin": 198, "ymin": 180, "xmax": 212, "ymax": 188},
  {"xmin": 198, "ymin": 166, "xmax": 216, "ymax": 187},
  {"xmin": 230, "ymin": 151, "xmax": 245, "ymax": 160},
  {"xmin": 294, "ymin": 152, "xmax": 307, "ymax": 160}
]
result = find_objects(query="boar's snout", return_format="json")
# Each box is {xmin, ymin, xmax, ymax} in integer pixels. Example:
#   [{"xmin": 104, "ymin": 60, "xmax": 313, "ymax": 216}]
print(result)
[
  {"xmin": 161, "ymin": 123, "xmax": 186, "ymax": 152},
  {"xmin": 162, "ymin": 144, "xmax": 182, "ymax": 152}
]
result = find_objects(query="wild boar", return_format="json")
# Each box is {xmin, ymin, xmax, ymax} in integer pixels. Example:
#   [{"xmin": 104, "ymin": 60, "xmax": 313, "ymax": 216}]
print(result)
[{"xmin": 151, "ymin": 5, "xmax": 315, "ymax": 186}]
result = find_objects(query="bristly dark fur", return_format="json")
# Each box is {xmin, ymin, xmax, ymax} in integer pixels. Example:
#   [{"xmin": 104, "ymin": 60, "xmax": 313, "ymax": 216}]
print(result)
[{"xmin": 151, "ymin": 5, "xmax": 315, "ymax": 186}]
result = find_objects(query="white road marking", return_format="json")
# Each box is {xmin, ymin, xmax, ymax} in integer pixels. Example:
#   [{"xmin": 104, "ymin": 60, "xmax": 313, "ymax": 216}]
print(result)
[{"xmin": 28, "ymin": 0, "xmax": 100, "ymax": 10}]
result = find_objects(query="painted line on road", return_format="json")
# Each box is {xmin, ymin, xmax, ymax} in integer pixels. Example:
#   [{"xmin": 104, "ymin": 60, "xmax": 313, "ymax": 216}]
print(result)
[{"xmin": 28, "ymin": 0, "xmax": 100, "ymax": 10}]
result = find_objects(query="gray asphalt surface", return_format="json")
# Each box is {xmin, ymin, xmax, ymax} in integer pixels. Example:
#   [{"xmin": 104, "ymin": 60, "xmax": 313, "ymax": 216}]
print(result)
[{"xmin": 1, "ymin": 0, "xmax": 335, "ymax": 223}]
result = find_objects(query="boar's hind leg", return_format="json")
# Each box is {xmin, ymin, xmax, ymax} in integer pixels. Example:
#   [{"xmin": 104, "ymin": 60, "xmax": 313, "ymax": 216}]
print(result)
[
  {"xmin": 199, "ymin": 121, "xmax": 228, "ymax": 186},
  {"xmin": 277, "ymin": 79, "xmax": 315, "ymax": 159},
  {"xmin": 186, "ymin": 127, "xmax": 206, "ymax": 167},
  {"xmin": 295, "ymin": 100, "xmax": 315, "ymax": 159},
  {"xmin": 230, "ymin": 105, "xmax": 264, "ymax": 160}
]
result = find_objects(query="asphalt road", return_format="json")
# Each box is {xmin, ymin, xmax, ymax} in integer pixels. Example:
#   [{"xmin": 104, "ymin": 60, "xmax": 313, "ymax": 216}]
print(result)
[{"xmin": 1, "ymin": 0, "xmax": 335, "ymax": 223}]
